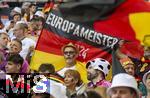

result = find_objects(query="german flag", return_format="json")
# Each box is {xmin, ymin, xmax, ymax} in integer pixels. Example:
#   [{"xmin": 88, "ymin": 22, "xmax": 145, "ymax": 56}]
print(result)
[
  {"xmin": 42, "ymin": 1, "xmax": 54, "ymax": 13},
  {"xmin": 31, "ymin": 0, "xmax": 150, "ymax": 81},
  {"xmin": 93, "ymin": 0, "xmax": 150, "ymax": 59}
]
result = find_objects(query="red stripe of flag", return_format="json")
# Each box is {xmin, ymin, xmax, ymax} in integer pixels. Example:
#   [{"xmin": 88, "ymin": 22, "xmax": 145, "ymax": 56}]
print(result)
[{"xmin": 36, "ymin": 29, "xmax": 112, "ymax": 62}]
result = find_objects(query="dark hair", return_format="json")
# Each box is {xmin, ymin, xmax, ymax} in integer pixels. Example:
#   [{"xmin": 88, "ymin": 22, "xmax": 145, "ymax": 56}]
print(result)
[
  {"xmin": 36, "ymin": 17, "xmax": 45, "ymax": 24},
  {"xmin": 38, "ymin": 63, "xmax": 55, "ymax": 74},
  {"xmin": 13, "ymin": 13, "xmax": 21, "ymax": 18},
  {"xmin": 12, "ymin": 38, "xmax": 22, "ymax": 47},
  {"xmin": 77, "ymin": 91, "xmax": 102, "ymax": 98},
  {"xmin": 6, "ymin": 54, "xmax": 24, "ymax": 66},
  {"xmin": 29, "ymin": 3, "xmax": 36, "ymax": 8},
  {"xmin": 32, "ymin": 93, "xmax": 51, "ymax": 98},
  {"xmin": 30, "ymin": 17, "xmax": 39, "ymax": 22}
]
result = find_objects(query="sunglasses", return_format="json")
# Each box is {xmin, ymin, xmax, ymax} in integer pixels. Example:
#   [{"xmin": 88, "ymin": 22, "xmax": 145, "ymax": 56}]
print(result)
[{"xmin": 64, "ymin": 51, "xmax": 76, "ymax": 55}]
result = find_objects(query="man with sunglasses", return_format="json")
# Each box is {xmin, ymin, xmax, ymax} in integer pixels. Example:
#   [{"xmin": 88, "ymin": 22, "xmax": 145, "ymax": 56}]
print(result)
[{"xmin": 57, "ymin": 43, "xmax": 88, "ymax": 83}]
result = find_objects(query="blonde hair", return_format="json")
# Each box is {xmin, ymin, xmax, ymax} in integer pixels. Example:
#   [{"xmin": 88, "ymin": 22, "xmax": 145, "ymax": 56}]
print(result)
[{"xmin": 65, "ymin": 69, "xmax": 83, "ymax": 86}]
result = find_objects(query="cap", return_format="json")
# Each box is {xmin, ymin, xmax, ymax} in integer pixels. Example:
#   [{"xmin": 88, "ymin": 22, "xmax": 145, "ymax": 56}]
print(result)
[
  {"xmin": 12, "ymin": 7, "xmax": 21, "ymax": 14},
  {"xmin": 62, "ymin": 43, "xmax": 79, "ymax": 53}
]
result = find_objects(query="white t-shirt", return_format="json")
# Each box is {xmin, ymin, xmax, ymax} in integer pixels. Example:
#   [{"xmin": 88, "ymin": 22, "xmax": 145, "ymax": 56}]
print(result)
[
  {"xmin": 57, "ymin": 66, "xmax": 76, "ymax": 77},
  {"xmin": 20, "ymin": 37, "xmax": 36, "ymax": 59}
]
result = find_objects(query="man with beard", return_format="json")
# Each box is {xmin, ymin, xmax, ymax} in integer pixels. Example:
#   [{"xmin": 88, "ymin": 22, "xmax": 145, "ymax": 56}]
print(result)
[
  {"xmin": 86, "ymin": 58, "xmax": 111, "ymax": 88},
  {"xmin": 85, "ymin": 58, "xmax": 111, "ymax": 98},
  {"xmin": 57, "ymin": 43, "xmax": 88, "ymax": 83}
]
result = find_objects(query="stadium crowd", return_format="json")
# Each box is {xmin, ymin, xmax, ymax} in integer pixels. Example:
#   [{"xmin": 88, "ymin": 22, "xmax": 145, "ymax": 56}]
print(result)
[{"xmin": 0, "ymin": 0, "xmax": 150, "ymax": 98}]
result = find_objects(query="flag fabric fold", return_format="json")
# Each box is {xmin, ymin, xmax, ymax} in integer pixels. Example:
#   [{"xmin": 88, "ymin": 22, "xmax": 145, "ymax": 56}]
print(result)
[{"xmin": 111, "ymin": 49, "xmax": 126, "ymax": 77}]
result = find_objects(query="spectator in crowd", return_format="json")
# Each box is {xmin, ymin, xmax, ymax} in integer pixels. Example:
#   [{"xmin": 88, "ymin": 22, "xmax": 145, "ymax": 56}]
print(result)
[
  {"xmin": 0, "ymin": 33, "xmax": 9, "ymax": 72},
  {"xmin": 36, "ymin": 17, "xmax": 45, "ymax": 34},
  {"xmin": 116, "ymin": 40, "xmax": 147, "ymax": 96},
  {"xmin": 32, "ymin": 15, "xmax": 45, "ymax": 36},
  {"xmin": 33, "ymin": 63, "xmax": 66, "ymax": 98},
  {"xmin": 120, "ymin": 57, "xmax": 135, "ymax": 76},
  {"xmin": 27, "ymin": 18, "xmax": 39, "ymax": 42},
  {"xmin": 37, "ymin": 63, "xmax": 63, "ymax": 84},
  {"xmin": 12, "ymin": 14, "xmax": 22, "ymax": 24},
  {"xmin": 13, "ymin": 23, "xmax": 36, "ymax": 59},
  {"xmin": 29, "ymin": 3, "xmax": 37, "ymax": 20},
  {"xmin": 143, "ymin": 70, "xmax": 150, "ymax": 98},
  {"xmin": 32, "ymin": 63, "xmax": 56, "ymax": 86},
  {"xmin": 77, "ymin": 91, "xmax": 102, "ymax": 98},
  {"xmin": 86, "ymin": 58, "xmax": 111, "ymax": 88},
  {"xmin": 141, "ymin": 45, "xmax": 150, "ymax": 73},
  {"xmin": 0, "ymin": 33, "xmax": 9, "ymax": 51},
  {"xmin": 10, "ymin": 7, "xmax": 22, "ymax": 17},
  {"xmin": 120, "ymin": 57, "xmax": 147, "ymax": 96},
  {"xmin": 4, "ymin": 54, "xmax": 30, "ymax": 97},
  {"xmin": 8, "ymin": 39, "xmax": 29, "ymax": 73},
  {"xmin": 4, "ymin": 13, "xmax": 21, "ymax": 36},
  {"xmin": 64, "ymin": 69, "xmax": 86, "ymax": 98},
  {"xmin": 5, "ymin": 54, "xmax": 23, "ymax": 74},
  {"xmin": 86, "ymin": 58, "xmax": 111, "ymax": 98},
  {"xmin": 38, "ymin": 63, "xmax": 55, "ymax": 75},
  {"xmin": 38, "ymin": 63, "xmax": 63, "ymax": 80},
  {"xmin": 2, "ymin": 6, "xmax": 22, "ymax": 35},
  {"xmin": 5, "ymin": 20, "xmax": 15, "ymax": 34},
  {"xmin": 137, "ymin": 36, "xmax": 150, "ymax": 82},
  {"xmin": 58, "ymin": 43, "xmax": 88, "ymax": 83},
  {"xmin": 107, "ymin": 73, "xmax": 140, "ymax": 98},
  {"xmin": 8, "ymin": 39, "xmax": 22, "ymax": 55},
  {"xmin": 21, "ymin": 2, "xmax": 31, "ymax": 22}
]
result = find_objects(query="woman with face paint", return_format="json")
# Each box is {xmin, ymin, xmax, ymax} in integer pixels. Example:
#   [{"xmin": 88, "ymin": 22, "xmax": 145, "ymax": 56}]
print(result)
[{"xmin": 64, "ymin": 69, "xmax": 86, "ymax": 98}]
